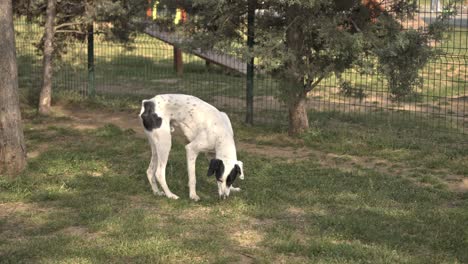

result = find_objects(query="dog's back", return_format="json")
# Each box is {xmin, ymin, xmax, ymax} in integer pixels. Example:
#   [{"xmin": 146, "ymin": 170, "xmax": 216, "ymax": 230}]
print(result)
[{"xmin": 140, "ymin": 94, "xmax": 233, "ymax": 143}]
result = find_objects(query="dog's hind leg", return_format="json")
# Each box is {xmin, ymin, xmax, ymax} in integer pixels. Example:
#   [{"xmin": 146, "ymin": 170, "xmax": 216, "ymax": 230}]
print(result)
[
  {"xmin": 146, "ymin": 139, "xmax": 164, "ymax": 196},
  {"xmin": 153, "ymin": 128, "xmax": 179, "ymax": 200}
]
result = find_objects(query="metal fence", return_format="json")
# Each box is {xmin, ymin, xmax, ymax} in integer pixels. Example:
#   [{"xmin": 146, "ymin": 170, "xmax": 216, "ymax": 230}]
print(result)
[{"xmin": 14, "ymin": 2, "xmax": 468, "ymax": 134}]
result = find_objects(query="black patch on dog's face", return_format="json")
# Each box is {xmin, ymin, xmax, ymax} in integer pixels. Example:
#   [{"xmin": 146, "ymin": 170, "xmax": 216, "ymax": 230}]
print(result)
[
  {"xmin": 141, "ymin": 101, "xmax": 162, "ymax": 131},
  {"xmin": 207, "ymin": 159, "xmax": 224, "ymax": 182},
  {"xmin": 226, "ymin": 165, "xmax": 240, "ymax": 187}
]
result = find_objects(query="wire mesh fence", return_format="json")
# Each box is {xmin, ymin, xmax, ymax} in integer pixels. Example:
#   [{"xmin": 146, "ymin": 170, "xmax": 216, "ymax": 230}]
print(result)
[{"xmin": 14, "ymin": 1, "xmax": 468, "ymax": 134}]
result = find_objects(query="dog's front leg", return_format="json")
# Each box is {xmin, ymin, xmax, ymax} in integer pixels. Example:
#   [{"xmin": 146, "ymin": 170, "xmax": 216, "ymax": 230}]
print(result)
[
  {"xmin": 153, "ymin": 129, "xmax": 179, "ymax": 200},
  {"xmin": 146, "ymin": 140, "xmax": 164, "ymax": 196},
  {"xmin": 185, "ymin": 143, "xmax": 200, "ymax": 201}
]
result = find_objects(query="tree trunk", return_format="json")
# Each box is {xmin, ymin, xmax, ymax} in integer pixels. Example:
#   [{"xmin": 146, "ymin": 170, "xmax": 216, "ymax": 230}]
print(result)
[
  {"xmin": 0, "ymin": 0, "xmax": 27, "ymax": 176},
  {"xmin": 285, "ymin": 4, "xmax": 309, "ymax": 136},
  {"xmin": 38, "ymin": 0, "xmax": 56, "ymax": 115},
  {"xmin": 288, "ymin": 95, "xmax": 309, "ymax": 136}
]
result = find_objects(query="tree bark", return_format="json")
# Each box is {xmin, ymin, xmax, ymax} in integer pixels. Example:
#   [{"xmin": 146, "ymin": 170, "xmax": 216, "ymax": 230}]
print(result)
[
  {"xmin": 0, "ymin": 0, "xmax": 27, "ymax": 176},
  {"xmin": 38, "ymin": 0, "xmax": 56, "ymax": 115},
  {"xmin": 288, "ymin": 95, "xmax": 309, "ymax": 136},
  {"xmin": 285, "ymin": 4, "xmax": 309, "ymax": 136}
]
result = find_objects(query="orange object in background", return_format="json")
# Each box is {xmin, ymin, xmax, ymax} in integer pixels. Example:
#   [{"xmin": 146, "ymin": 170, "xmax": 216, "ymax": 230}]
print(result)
[
  {"xmin": 174, "ymin": 8, "xmax": 187, "ymax": 24},
  {"xmin": 181, "ymin": 9, "xmax": 187, "ymax": 23},
  {"xmin": 362, "ymin": 0, "xmax": 385, "ymax": 22},
  {"xmin": 146, "ymin": 0, "xmax": 152, "ymax": 18}
]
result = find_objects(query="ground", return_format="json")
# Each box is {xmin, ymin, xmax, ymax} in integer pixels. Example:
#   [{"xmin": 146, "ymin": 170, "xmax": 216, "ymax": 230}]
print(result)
[{"xmin": 1, "ymin": 101, "xmax": 467, "ymax": 263}]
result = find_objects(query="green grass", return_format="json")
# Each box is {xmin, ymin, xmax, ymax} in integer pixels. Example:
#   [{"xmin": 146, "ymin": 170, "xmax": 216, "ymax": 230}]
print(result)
[
  {"xmin": 1, "ymin": 100, "xmax": 467, "ymax": 263},
  {"xmin": 304, "ymin": 111, "xmax": 468, "ymax": 174}
]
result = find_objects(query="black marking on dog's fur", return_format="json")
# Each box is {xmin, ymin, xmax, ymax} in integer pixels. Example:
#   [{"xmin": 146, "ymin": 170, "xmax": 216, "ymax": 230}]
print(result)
[
  {"xmin": 226, "ymin": 165, "xmax": 240, "ymax": 187},
  {"xmin": 141, "ymin": 101, "xmax": 162, "ymax": 131},
  {"xmin": 207, "ymin": 159, "xmax": 224, "ymax": 182}
]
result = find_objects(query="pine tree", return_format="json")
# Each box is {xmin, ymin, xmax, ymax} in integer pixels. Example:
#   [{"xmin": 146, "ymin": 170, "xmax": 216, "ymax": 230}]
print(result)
[{"xmin": 185, "ymin": 0, "xmax": 459, "ymax": 135}]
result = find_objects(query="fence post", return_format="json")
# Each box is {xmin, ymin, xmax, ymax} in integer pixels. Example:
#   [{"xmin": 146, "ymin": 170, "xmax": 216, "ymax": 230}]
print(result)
[
  {"xmin": 173, "ymin": 7, "xmax": 186, "ymax": 77},
  {"xmin": 174, "ymin": 47, "xmax": 183, "ymax": 76},
  {"xmin": 87, "ymin": 23, "xmax": 95, "ymax": 97},
  {"xmin": 245, "ymin": 0, "xmax": 255, "ymax": 125}
]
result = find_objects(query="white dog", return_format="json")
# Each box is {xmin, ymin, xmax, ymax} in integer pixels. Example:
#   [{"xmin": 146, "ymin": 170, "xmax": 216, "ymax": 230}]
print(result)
[{"xmin": 139, "ymin": 94, "xmax": 244, "ymax": 201}]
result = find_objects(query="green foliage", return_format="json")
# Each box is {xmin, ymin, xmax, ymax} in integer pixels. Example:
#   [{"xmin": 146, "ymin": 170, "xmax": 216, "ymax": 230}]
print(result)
[
  {"xmin": 186, "ymin": 0, "xmax": 459, "ymax": 102},
  {"xmin": 373, "ymin": 23, "xmax": 433, "ymax": 99},
  {"xmin": 338, "ymin": 79, "xmax": 366, "ymax": 100},
  {"xmin": 13, "ymin": 0, "xmax": 147, "ymax": 56}
]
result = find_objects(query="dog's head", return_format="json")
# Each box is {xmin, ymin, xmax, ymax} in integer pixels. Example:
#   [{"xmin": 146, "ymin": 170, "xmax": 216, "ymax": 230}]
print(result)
[
  {"xmin": 139, "ymin": 100, "xmax": 162, "ymax": 131},
  {"xmin": 207, "ymin": 159, "xmax": 244, "ymax": 199}
]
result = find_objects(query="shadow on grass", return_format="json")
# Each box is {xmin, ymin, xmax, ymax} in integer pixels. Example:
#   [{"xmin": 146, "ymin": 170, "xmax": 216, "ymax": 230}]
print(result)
[
  {"xmin": 1, "ymin": 124, "xmax": 240, "ymax": 262},
  {"xmin": 240, "ymin": 159, "xmax": 468, "ymax": 262},
  {"xmin": 1, "ymin": 123, "xmax": 467, "ymax": 263}
]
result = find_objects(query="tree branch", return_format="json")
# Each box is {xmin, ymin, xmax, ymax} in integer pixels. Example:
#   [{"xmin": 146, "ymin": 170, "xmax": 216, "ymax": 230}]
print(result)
[
  {"xmin": 304, "ymin": 74, "xmax": 325, "ymax": 93},
  {"xmin": 55, "ymin": 30, "xmax": 86, "ymax": 34},
  {"xmin": 63, "ymin": 1, "xmax": 85, "ymax": 7},
  {"xmin": 349, "ymin": 18, "xmax": 362, "ymax": 32},
  {"xmin": 55, "ymin": 22, "xmax": 83, "ymax": 30}
]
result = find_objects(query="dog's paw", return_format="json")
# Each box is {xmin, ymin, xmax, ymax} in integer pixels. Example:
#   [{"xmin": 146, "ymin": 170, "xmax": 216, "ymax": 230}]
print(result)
[
  {"xmin": 153, "ymin": 190, "xmax": 165, "ymax": 196},
  {"xmin": 230, "ymin": 187, "xmax": 241, "ymax": 192},
  {"xmin": 166, "ymin": 193, "xmax": 179, "ymax": 200},
  {"xmin": 190, "ymin": 193, "xmax": 200, "ymax": 201}
]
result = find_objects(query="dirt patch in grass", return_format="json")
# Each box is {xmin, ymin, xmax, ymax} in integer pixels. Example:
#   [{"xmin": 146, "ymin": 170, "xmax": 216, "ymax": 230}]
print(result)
[
  {"xmin": 241, "ymin": 141, "xmax": 467, "ymax": 193},
  {"xmin": 0, "ymin": 202, "xmax": 37, "ymax": 218},
  {"xmin": 212, "ymin": 95, "xmax": 285, "ymax": 112},
  {"xmin": 232, "ymin": 228, "xmax": 264, "ymax": 248},
  {"xmin": 27, "ymin": 143, "xmax": 50, "ymax": 159},
  {"xmin": 179, "ymin": 206, "xmax": 213, "ymax": 221},
  {"xmin": 446, "ymin": 177, "xmax": 468, "ymax": 193},
  {"xmin": 212, "ymin": 92, "xmax": 468, "ymax": 124},
  {"xmin": 59, "ymin": 226, "xmax": 103, "ymax": 240},
  {"xmin": 24, "ymin": 105, "xmax": 143, "ymax": 139},
  {"xmin": 286, "ymin": 207, "xmax": 306, "ymax": 218},
  {"xmin": 97, "ymin": 84, "xmax": 162, "ymax": 96},
  {"xmin": 238, "ymin": 142, "xmax": 312, "ymax": 162},
  {"xmin": 224, "ymin": 218, "xmax": 277, "ymax": 262},
  {"xmin": 0, "ymin": 202, "xmax": 49, "ymax": 241}
]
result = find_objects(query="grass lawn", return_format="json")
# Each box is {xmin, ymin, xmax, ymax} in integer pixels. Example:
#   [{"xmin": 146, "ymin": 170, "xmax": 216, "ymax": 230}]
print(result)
[{"xmin": 1, "ymin": 95, "xmax": 467, "ymax": 263}]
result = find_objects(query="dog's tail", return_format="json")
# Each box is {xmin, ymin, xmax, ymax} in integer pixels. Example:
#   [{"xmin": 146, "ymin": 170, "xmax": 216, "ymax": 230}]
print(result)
[{"xmin": 140, "ymin": 100, "xmax": 162, "ymax": 131}]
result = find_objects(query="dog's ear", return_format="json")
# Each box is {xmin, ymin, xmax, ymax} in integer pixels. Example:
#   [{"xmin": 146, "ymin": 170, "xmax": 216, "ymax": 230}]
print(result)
[
  {"xmin": 207, "ymin": 159, "xmax": 224, "ymax": 181},
  {"xmin": 226, "ymin": 165, "xmax": 240, "ymax": 187}
]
